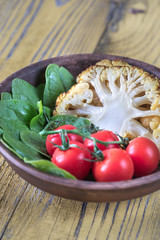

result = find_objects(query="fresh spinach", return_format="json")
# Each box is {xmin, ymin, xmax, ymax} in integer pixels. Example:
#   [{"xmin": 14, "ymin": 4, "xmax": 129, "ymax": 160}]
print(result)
[
  {"xmin": 20, "ymin": 130, "xmax": 49, "ymax": 158},
  {"xmin": 0, "ymin": 128, "xmax": 3, "ymax": 138},
  {"xmin": 58, "ymin": 66, "xmax": 76, "ymax": 92},
  {"xmin": 0, "ymin": 100, "xmax": 37, "ymax": 125},
  {"xmin": 43, "ymin": 64, "xmax": 75, "ymax": 109},
  {"xmin": 36, "ymin": 83, "xmax": 45, "ymax": 100},
  {"xmin": 43, "ymin": 64, "xmax": 65, "ymax": 109},
  {"xmin": 43, "ymin": 106, "xmax": 51, "ymax": 122},
  {"xmin": 47, "ymin": 115, "xmax": 98, "ymax": 135},
  {"xmin": 24, "ymin": 159, "xmax": 76, "ymax": 179},
  {"xmin": 1, "ymin": 92, "xmax": 12, "ymax": 100},
  {"xmin": 0, "ymin": 63, "xmax": 86, "ymax": 180},
  {"xmin": 0, "ymin": 106, "xmax": 17, "ymax": 120},
  {"xmin": 0, "ymin": 117, "xmax": 29, "ymax": 140},
  {"xmin": 12, "ymin": 78, "xmax": 41, "ymax": 109},
  {"xmin": 3, "ymin": 132, "xmax": 42, "ymax": 160},
  {"xmin": 30, "ymin": 101, "xmax": 51, "ymax": 132}
]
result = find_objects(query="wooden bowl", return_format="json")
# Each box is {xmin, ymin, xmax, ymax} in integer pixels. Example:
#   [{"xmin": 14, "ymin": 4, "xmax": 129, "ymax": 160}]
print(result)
[{"xmin": 1, "ymin": 54, "xmax": 160, "ymax": 202}]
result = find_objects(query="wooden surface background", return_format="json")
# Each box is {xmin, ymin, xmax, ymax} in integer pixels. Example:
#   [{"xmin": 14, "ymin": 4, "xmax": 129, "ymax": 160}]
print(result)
[{"xmin": 0, "ymin": 0, "xmax": 160, "ymax": 239}]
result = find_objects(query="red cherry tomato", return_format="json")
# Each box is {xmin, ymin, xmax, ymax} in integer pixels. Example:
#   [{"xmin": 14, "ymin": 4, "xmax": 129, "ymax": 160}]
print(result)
[
  {"xmin": 84, "ymin": 130, "xmax": 120, "ymax": 152},
  {"xmin": 51, "ymin": 141, "xmax": 92, "ymax": 179},
  {"xmin": 92, "ymin": 148, "xmax": 134, "ymax": 182},
  {"xmin": 46, "ymin": 125, "xmax": 83, "ymax": 156},
  {"xmin": 126, "ymin": 137, "xmax": 160, "ymax": 177}
]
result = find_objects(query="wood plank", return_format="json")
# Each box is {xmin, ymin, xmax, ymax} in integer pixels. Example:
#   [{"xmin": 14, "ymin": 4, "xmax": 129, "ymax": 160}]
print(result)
[
  {"xmin": 0, "ymin": 156, "xmax": 28, "ymax": 239},
  {"xmin": 2, "ymin": 191, "xmax": 160, "ymax": 240},
  {"xmin": 0, "ymin": 0, "xmax": 110, "ymax": 80},
  {"xmin": 95, "ymin": 0, "xmax": 160, "ymax": 67}
]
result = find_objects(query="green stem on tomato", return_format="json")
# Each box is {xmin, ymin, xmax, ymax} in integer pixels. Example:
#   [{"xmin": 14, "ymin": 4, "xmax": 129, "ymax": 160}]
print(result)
[
  {"xmin": 60, "ymin": 129, "xmax": 70, "ymax": 150},
  {"xmin": 40, "ymin": 128, "xmax": 130, "ymax": 161},
  {"xmin": 40, "ymin": 128, "xmax": 129, "ymax": 149}
]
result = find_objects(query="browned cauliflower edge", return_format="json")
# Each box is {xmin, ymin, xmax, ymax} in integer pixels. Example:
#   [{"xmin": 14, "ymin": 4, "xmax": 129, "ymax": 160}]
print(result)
[{"xmin": 54, "ymin": 59, "xmax": 160, "ymax": 149}]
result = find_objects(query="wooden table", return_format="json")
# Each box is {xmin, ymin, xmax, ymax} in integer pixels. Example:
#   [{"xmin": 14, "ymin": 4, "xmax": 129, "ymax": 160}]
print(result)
[{"xmin": 1, "ymin": 0, "xmax": 160, "ymax": 239}]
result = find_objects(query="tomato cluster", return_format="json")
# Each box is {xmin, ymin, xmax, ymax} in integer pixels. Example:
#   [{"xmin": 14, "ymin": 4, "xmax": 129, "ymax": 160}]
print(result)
[{"xmin": 46, "ymin": 125, "xmax": 160, "ymax": 181}]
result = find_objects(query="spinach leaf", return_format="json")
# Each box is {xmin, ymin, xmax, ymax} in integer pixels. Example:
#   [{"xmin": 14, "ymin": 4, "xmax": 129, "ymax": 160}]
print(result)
[
  {"xmin": 0, "ymin": 100, "xmax": 37, "ymax": 125},
  {"xmin": 24, "ymin": 159, "xmax": 76, "ymax": 179},
  {"xmin": 0, "ymin": 117, "xmax": 29, "ymax": 139},
  {"xmin": 36, "ymin": 83, "xmax": 45, "ymax": 100},
  {"xmin": 50, "ymin": 115, "xmax": 78, "ymax": 127},
  {"xmin": 0, "ymin": 106, "xmax": 17, "ymax": 120},
  {"xmin": 0, "ymin": 128, "xmax": 3, "ymax": 138},
  {"xmin": 3, "ymin": 132, "xmax": 42, "ymax": 160},
  {"xmin": 58, "ymin": 66, "xmax": 76, "ymax": 92},
  {"xmin": 12, "ymin": 78, "xmax": 40, "ymax": 109},
  {"xmin": 43, "ymin": 64, "xmax": 65, "ymax": 109},
  {"xmin": 30, "ymin": 112, "xmax": 45, "ymax": 132},
  {"xmin": 1, "ymin": 92, "xmax": 12, "ymax": 100},
  {"xmin": 30, "ymin": 101, "xmax": 48, "ymax": 132},
  {"xmin": 73, "ymin": 117, "xmax": 99, "ymax": 135},
  {"xmin": 48, "ymin": 63, "xmax": 59, "ymax": 71},
  {"xmin": 43, "ymin": 106, "xmax": 51, "ymax": 122},
  {"xmin": 49, "ymin": 115, "xmax": 98, "ymax": 135},
  {"xmin": 20, "ymin": 130, "xmax": 49, "ymax": 158}
]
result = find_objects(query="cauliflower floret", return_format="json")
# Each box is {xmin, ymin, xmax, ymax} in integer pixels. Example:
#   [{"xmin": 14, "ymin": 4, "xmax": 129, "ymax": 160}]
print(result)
[
  {"xmin": 54, "ymin": 59, "xmax": 160, "ymax": 148},
  {"xmin": 56, "ymin": 82, "xmax": 93, "ymax": 115}
]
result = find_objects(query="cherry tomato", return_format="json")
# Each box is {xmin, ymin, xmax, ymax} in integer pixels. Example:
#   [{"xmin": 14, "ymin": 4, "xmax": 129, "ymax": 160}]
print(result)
[
  {"xmin": 126, "ymin": 137, "xmax": 160, "ymax": 177},
  {"xmin": 84, "ymin": 130, "xmax": 120, "ymax": 152},
  {"xmin": 46, "ymin": 125, "xmax": 83, "ymax": 156},
  {"xmin": 92, "ymin": 148, "xmax": 134, "ymax": 182},
  {"xmin": 51, "ymin": 141, "xmax": 92, "ymax": 179}
]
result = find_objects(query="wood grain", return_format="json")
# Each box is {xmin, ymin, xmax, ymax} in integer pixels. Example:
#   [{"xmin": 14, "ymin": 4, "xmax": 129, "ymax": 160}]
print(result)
[
  {"xmin": 95, "ymin": 0, "xmax": 160, "ymax": 67},
  {"xmin": 1, "ymin": 0, "xmax": 160, "ymax": 239},
  {"xmin": 0, "ymin": 0, "xmax": 109, "ymax": 80}
]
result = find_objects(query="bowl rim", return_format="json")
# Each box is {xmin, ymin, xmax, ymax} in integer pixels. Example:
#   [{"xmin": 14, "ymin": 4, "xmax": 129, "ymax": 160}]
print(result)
[{"xmin": 1, "ymin": 53, "xmax": 160, "ymax": 199}]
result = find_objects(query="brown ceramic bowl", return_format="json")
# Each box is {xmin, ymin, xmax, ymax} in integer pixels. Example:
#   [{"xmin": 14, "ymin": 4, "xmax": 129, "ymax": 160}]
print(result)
[{"xmin": 1, "ymin": 54, "xmax": 160, "ymax": 202}]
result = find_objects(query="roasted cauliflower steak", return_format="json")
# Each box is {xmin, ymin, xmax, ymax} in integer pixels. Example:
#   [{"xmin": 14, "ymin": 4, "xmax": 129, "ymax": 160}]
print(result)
[{"xmin": 54, "ymin": 59, "xmax": 160, "ymax": 148}]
